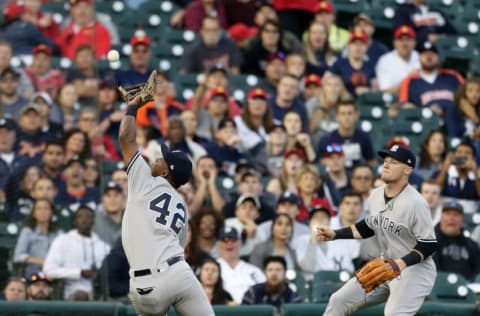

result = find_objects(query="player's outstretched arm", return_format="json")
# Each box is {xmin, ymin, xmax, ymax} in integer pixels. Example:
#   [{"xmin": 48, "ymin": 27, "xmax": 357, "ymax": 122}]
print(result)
[
  {"xmin": 316, "ymin": 220, "xmax": 375, "ymax": 241},
  {"xmin": 119, "ymin": 96, "xmax": 141, "ymax": 166}
]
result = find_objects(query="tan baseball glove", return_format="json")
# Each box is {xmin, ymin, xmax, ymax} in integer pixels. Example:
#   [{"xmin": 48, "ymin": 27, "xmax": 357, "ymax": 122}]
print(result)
[
  {"xmin": 355, "ymin": 258, "xmax": 400, "ymax": 293},
  {"xmin": 118, "ymin": 70, "xmax": 157, "ymax": 104}
]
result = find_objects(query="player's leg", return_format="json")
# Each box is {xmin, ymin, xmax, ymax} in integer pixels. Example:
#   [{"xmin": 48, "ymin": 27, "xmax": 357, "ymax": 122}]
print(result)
[
  {"xmin": 383, "ymin": 261, "xmax": 436, "ymax": 316},
  {"xmin": 128, "ymin": 275, "xmax": 171, "ymax": 316},
  {"xmin": 170, "ymin": 261, "xmax": 215, "ymax": 316},
  {"xmin": 323, "ymin": 277, "xmax": 389, "ymax": 316}
]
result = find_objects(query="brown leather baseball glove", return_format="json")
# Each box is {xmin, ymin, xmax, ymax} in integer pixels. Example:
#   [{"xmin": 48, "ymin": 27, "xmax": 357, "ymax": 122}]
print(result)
[
  {"xmin": 118, "ymin": 70, "xmax": 157, "ymax": 104},
  {"xmin": 355, "ymin": 258, "xmax": 401, "ymax": 293}
]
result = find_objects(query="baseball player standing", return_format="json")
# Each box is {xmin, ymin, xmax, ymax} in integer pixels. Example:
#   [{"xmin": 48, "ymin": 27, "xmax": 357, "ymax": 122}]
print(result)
[
  {"xmin": 118, "ymin": 74, "xmax": 215, "ymax": 316},
  {"xmin": 317, "ymin": 145, "xmax": 438, "ymax": 316}
]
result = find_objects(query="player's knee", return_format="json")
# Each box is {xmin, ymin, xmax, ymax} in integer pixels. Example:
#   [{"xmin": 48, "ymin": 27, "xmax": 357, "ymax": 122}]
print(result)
[{"xmin": 325, "ymin": 291, "xmax": 349, "ymax": 314}]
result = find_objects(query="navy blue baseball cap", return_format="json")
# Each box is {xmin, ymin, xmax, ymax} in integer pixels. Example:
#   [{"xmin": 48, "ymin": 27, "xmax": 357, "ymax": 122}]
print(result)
[
  {"xmin": 442, "ymin": 200, "xmax": 464, "ymax": 214},
  {"xmin": 160, "ymin": 143, "xmax": 192, "ymax": 188},
  {"xmin": 378, "ymin": 145, "xmax": 416, "ymax": 167},
  {"xmin": 278, "ymin": 191, "xmax": 301, "ymax": 205},
  {"xmin": 0, "ymin": 118, "xmax": 16, "ymax": 130},
  {"xmin": 418, "ymin": 41, "xmax": 439, "ymax": 54},
  {"xmin": 219, "ymin": 226, "xmax": 239, "ymax": 241}
]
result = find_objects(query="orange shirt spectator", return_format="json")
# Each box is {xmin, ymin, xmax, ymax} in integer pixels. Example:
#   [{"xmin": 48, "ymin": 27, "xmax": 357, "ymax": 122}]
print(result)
[{"xmin": 136, "ymin": 98, "xmax": 185, "ymax": 136}]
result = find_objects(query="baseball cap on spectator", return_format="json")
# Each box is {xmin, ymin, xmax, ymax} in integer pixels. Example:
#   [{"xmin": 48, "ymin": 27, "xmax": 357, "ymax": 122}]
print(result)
[
  {"xmin": 394, "ymin": 25, "xmax": 416, "ymax": 39},
  {"xmin": 314, "ymin": 1, "xmax": 335, "ymax": 14},
  {"xmin": 325, "ymin": 144, "xmax": 344, "ymax": 157},
  {"xmin": 70, "ymin": 0, "xmax": 93, "ymax": 6},
  {"xmin": 353, "ymin": 13, "xmax": 373, "ymax": 26},
  {"xmin": 386, "ymin": 136, "xmax": 410, "ymax": 149},
  {"xmin": 65, "ymin": 156, "xmax": 86, "ymax": 168},
  {"xmin": 99, "ymin": 79, "xmax": 116, "ymax": 90},
  {"xmin": 247, "ymin": 88, "xmax": 268, "ymax": 100},
  {"xmin": 284, "ymin": 148, "xmax": 305, "ymax": 160},
  {"xmin": 160, "ymin": 143, "xmax": 193, "ymax": 188},
  {"xmin": 442, "ymin": 200, "xmax": 464, "ymax": 214},
  {"xmin": 240, "ymin": 168, "xmax": 261, "ymax": 182},
  {"xmin": 418, "ymin": 41, "xmax": 438, "ymax": 54},
  {"xmin": 32, "ymin": 44, "xmax": 52, "ymax": 56},
  {"xmin": 349, "ymin": 31, "xmax": 368, "ymax": 44},
  {"xmin": 3, "ymin": 1, "xmax": 24, "ymax": 21},
  {"xmin": 0, "ymin": 118, "xmax": 16, "ymax": 130},
  {"xmin": 310, "ymin": 198, "xmax": 334, "ymax": 217},
  {"xmin": 378, "ymin": 145, "xmax": 416, "ymax": 168},
  {"xmin": 28, "ymin": 272, "xmax": 51, "ymax": 285},
  {"xmin": 219, "ymin": 226, "xmax": 239, "ymax": 241},
  {"xmin": 130, "ymin": 32, "xmax": 151, "ymax": 48},
  {"xmin": 278, "ymin": 191, "xmax": 301, "ymax": 205},
  {"xmin": 208, "ymin": 87, "xmax": 229, "ymax": 101},
  {"xmin": 236, "ymin": 194, "xmax": 261, "ymax": 209},
  {"xmin": 1, "ymin": 67, "xmax": 20, "ymax": 79},
  {"xmin": 32, "ymin": 92, "xmax": 53, "ymax": 107},
  {"xmin": 228, "ymin": 23, "xmax": 258, "ymax": 43},
  {"xmin": 235, "ymin": 158, "xmax": 254, "ymax": 173},
  {"xmin": 304, "ymin": 74, "xmax": 322, "ymax": 87},
  {"xmin": 267, "ymin": 51, "xmax": 286, "ymax": 63},
  {"xmin": 20, "ymin": 104, "xmax": 41, "ymax": 116},
  {"xmin": 103, "ymin": 181, "xmax": 123, "ymax": 194},
  {"xmin": 207, "ymin": 64, "xmax": 229, "ymax": 76},
  {"xmin": 271, "ymin": 121, "xmax": 286, "ymax": 132}
]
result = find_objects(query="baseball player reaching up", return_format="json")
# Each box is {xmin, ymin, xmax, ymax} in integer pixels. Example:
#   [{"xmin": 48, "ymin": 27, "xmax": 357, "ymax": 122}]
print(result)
[
  {"xmin": 118, "ymin": 71, "xmax": 215, "ymax": 316},
  {"xmin": 317, "ymin": 145, "xmax": 437, "ymax": 316}
]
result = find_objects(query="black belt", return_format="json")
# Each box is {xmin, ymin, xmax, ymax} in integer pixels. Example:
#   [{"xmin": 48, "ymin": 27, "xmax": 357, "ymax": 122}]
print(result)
[{"xmin": 133, "ymin": 256, "xmax": 183, "ymax": 277}]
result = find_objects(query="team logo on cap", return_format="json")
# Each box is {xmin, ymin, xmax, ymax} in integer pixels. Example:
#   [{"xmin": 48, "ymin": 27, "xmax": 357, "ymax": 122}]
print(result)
[{"xmin": 390, "ymin": 145, "xmax": 399, "ymax": 152}]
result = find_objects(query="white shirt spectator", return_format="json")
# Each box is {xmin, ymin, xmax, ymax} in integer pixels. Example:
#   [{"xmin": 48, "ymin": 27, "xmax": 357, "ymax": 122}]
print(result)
[
  {"xmin": 233, "ymin": 116, "xmax": 269, "ymax": 150},
  {"xmin": 376, "ymin": 50, "xmax": 420, "ymax": 91},
  {"xmin": 225, "ymin": 218, "xmax": 257, "ymax": 257},
  {"xmin": 217, "ymin": 257, "xmax": 265, "ymax": 303},
  {"xmin": 43, "ymin": 230, "xmax": 111, "ymax": 299}
]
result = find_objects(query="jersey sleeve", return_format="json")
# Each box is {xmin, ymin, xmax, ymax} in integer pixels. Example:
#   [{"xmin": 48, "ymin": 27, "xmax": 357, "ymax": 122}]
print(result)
[
  {"xmin": 410, "ymin": 198, "xmax": 437, "ymax": 243},
  {"xmin": 126, "ymin": 151, "xmax": 153, "ymax": 194}
]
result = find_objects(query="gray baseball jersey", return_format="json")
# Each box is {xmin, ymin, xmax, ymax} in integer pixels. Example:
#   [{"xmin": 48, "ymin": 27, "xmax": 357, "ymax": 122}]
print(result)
[{"xmin": 122, "ymin": 151, "xmax": 188, "ymax": 270}]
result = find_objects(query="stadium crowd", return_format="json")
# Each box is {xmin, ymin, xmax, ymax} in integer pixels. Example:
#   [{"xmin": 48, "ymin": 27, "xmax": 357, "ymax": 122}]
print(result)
[{"xmin": 0, "ymin": 0, "xmax": 480, "ymax": 313}]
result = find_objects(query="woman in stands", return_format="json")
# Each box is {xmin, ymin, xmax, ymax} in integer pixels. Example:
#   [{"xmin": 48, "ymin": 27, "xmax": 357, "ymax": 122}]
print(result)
[
  {"xmin": 283, "ymin": 111, "xmax": 316, "ymax": 162},
  {"xmin": 197, "ymin": 258, "xmax": 235, "ymax": 305},
  {"xmin": 303, "ymin": 21, "xmax": 338, "ymax": 76},
  {"xmin": 455, "ymin": 78, "xmax": 480, "ymax": 162},
  {"xmin": 192, "ymin": 208, "xmax": 224, "ymax": 258},
  {"xmin": 1, "ymin": 278, "xmax": 26, "ymax": 301},
  {"xmin": 56, "ymin": 83, "xmax": 81, "ymax": 131},
  {"xmin": 13, "ymin": 198, "xmax": 59, "ymax": 278},
  {"xmin": 267, "ymin": 148, "xmax": 306, "ymax": 197},
  {"xmin": 83, "ymin": 157, "xmax": 100, "ymax": 188},
  {"xmin": 265, "ymin": 122, "xmax": 288, "ymax": 178},
  {"xmin": 62, "ymin": 128, "xmax": 91, "ymax": 162},
  {"xmin": 416, "ymin": 129, "xmax": 448, "ymax": 180}
]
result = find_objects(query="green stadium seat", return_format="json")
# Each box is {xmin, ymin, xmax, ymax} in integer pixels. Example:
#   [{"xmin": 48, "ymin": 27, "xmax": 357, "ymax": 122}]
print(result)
[
  {"xmin": 430, "ymin": 272, "xmax": 477, "ymax": 303},
  {"xmin": 332, "ymin": 0, "xmax": 369, "ymax": 15},
  {"xmin": 164, "ymin": 305, "xmax": 274, "ymax": 316},
  {"xmin": 427, "ymin": 0, "xmax": 463, "ymax": 20},
  {"xmin": 311, "ymin": 271, "xmax": 350, "ymax": 303},
  {"xmin": 174, "ymin": 73, "xmax": 202, "ymax": 102},
  {"xmin": 356, "ymin": 92, "xmax": 397, "ymax": 107},
  {"xmin": 54, "ymin": 207, "xmax": 75, "ymax": 232},
  {"xmin": 0, "ymin": 222, "xmax": 19, "ymax": 249},
  {"xmin": 292, "ymin": 271, "xmax": 312, "ymax": 303},
  {"xmin": 163, "ymin": 28, "xmax": 198, "ymax": 45},
  {"xmin": 313, "ymin": 270, "xmax": 351, "ymax": 283},
  {"xmin": 463, "ymin": 212, "xmax": 480, "ymax": 231},
  {"xmin": 42, "ymin": 1, "xmax": 69, "ymax": 14}
]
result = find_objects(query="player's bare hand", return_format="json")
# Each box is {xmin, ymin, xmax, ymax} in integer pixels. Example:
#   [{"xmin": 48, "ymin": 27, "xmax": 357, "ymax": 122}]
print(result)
[
  {"xmin": 81, "ymin": 269, "xmax": 96, "ymax": 279},
  {"xmin": 316, "ymin": 225, "xmax": 335, "ymax": 241},
  {"xmin": 393, "ymin": 258, "xmax": 407, "ymax": 271},
  {"xmin": 127, "ymin": 95, "xmax": 142, "ymax": 106}
]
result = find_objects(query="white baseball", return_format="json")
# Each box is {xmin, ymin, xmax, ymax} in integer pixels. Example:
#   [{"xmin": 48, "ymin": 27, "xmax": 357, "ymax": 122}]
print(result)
[{"xmin": 107, "ymin": 50, "xmax": 120, "ymax": 62}]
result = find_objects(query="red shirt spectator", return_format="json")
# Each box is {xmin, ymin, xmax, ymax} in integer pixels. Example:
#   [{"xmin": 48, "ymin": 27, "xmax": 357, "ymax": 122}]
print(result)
[
  {"xmin": 184, "ymin": 0, "xmax": 228, "ymax": 33},
  {"xmin": 273, "ymin": 0, "xmax": 317, "ymax": 12},
  {"xmin": 14, "ymin": 0, "xmax": 61, "ymax": 41},
  {"xmin": 57, "ymin": 0, "xmax": 111, "ymax": 59}
]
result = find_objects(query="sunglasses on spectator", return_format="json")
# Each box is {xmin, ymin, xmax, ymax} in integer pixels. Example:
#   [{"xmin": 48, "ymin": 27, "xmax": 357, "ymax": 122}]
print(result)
[{"xmin": 326, "ymin": 144, "xmax": 343, "ymax": 154}]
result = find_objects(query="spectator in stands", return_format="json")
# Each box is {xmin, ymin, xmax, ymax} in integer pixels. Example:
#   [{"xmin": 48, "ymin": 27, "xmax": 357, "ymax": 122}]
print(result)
[
  {"xmin": 43, "ymin": 205, "xmax": 111, "ymax": 300},
  {"xmin": 191, "ymin": 154, "xmax": 224, "ymax": 214},
  {"xmin": 312, "ymin": 1, "xmax": 349, "ymax": 52},
  {"xmin": 93, "ymin": 182, "xmax": 125, "ymax": 247},
  {"xmin": 102, "ymin": 237, "xmax": 129, "ymax": 303},
  {"xmin": 416, "ymin": 129, "xmax": 448, "ymax": 180},
  {"xmin": 455, "ymin": 78, "xmax": 480, "ymax": 159},
  {"xmin": 185, "ymin": 219, "xmax": 211, "ymax": 273},
  {"xmin": 257, "ymin": 52, "xmax": 286, "ymax": 97},
  {"xmin": 30, "ymin": 178, "xmax": 57, "ymax": 204},
  {"xmin": 13, "ymin": 198, "xmax": 59, "ymax": 277},
  {"xmin": 225, "ymin": 194, "xmax": 260, "ymax": 257},
  {"xmin": 420, "ymin": 180, "xmax": 443, "ymax": 226},
  {"xmin": 285, "ymin": 52, "xmax": 306, "ymax": 79},
  {"xmin": 303, "ymin": 74, "xmax": 322, "ymax": 101},
  {"xmin": 434, "ymin": 141, "xmax": 480, "ymax": 206},
  {"xmin": 55, "ymin": 157, "xmax": 101, "ymax": 212},
  {"xmin": 399, "ymin": 41, "xmax": 465, "ymax": 138},
  {"xmin": 242, "ymin": 19, "xmax": 289, "ymax": 76},
  {"xmin": 115, "ymin": 32, "xmax": 153, "ymax": 87},
  {"xmin": 250, "ymin": 213, "xmax": 298, "ymax": 270},
  {"xmin": 110, "ymin": 168, "xmax": 127, "ymax": 196},
  {"xmin": 0, "ymin": 41, "xmax": 33, "ymax": 97},
  {"xmin": 234, "ymin": 88, "xmax": 273, "ymax": 155},
  {"xmin": 228, "ymin": 23, "xmax": 257, "ymax": 49},
  {"xmin": 26, "ymin": 272, "xmax": 53, "ymax": 300},
  {"xmin": 242, "ymin": 256, "xmax": 300, "ymax": 314},
  {"xmin": 329, "ymin": 31, "xmax": 377, "ymax": 97},
  {"xmin": 24, "ymin": 45, "xmax": 65, "ymax": 100},
  {"xmin": 223, "ymin": 168, "xmax": 276, "ymax": 223},
  {"xmin": 57, "ymin": 0, "xmax": 111, "ymax": 59},
  {"xmin": 321, "ymin": 144, "xmax": 349, "ymax": 195},
  {"xmin": 393, "ymin": 0, "xmax": 456, "ymax": 44},
  {"xmin": 83, "ymin": 157, "xmax": 99, "ymax": 188},
  {"xmin": 193, "ymin": 207, "xmax": 223, "ymax": 257},
  {"xmin": 317, "ymin": 101, "xmax": 376, "ymax": 169},
  {"xmin": 265, "ymin": 122, "xmax": 287, "ymax": 178},
  {"xmin": 183, "ymin": 0, "xmax": 228, "ymax": 33},
  {"xmin": 295, "ymin": 165, "xmax": 338, "ymax": 223},
  {"xmin": 269, "ymin": 74, "xmax": 308, "ymax": 130},
  {"xmin": 376, "ymin": 25, "xmax": 419, "ymax": 93},
  {"xmin": 349, "ymin": 163, "xmax": 375, "ymax": 213},
  {"xmin": 198, "ymin": 258, "xmax": 235, "ymax": 305},
  {"xmin": 350, "ymin": 13, "xmax": 388, "ymax": 67},
  {"xmin": 283, "ymin": 111, "xmax": 316, "ymax": 162},
  {"xmin": 433, "ymin": 201, "xmax": 480, "ymax": 281},
  {"xmin": 267, "ymin": 148, "xmax": 306, "ymax": 197},
  {"xmin": 20, "ymin": 0, "xmax": 60, "ymax": 42},
  {"xmin": 303, "ymin": 21, "xmax": 337, "ymax": 76},
  {"xmin": 217, "ymin": 226, "xmax": 265, "ymax": 303},
  {"xmin": 65, "ymin": 44, "xmax": 102, "ymax": 106},
  {"xmin": 136, "ymin": 71, "xmax": 184, "ymax": 136},
  {"xmin": 97, "ymin": 81, "xmax": 122, "ymax": 139},
  {"xmin": 0, "ymin": 67, "xmax": 30, "ymax": 119},
  {"xmin": 203, "ymin": 118, "xmax": 246, "ymax": 176},
  {"xmin": 10, "ymin": 165, "xmax": 41, "ymax": 218},
  {"xmin": 62, "ymin": 128, "xmax": 90, "ymax": 162},
  {"xmin": 16, "ymin": 105, "xmax": 46, "ymax": 159},
  {"xmin": 78, "ymin": 108, "xmax": 120, "ymax": 161},
  {"xmin": 40, "ymin": 141, "xmax": 65, "ymax": 188},
  {"xmin": 2, "ymin": 278, "xmax": 26, "ymax": 301},
  {"xmin": 194, "ymin": 87, "xmax": 231, "ymax": 140},
  {"xmin": 181, "ymin": 109, "xmax": 209, "ymax": 147},
  {"xmin": 32, "ymin": 92, "xmax": 63, "ymax": 142},
  {"xmin": 0, "ymin": 1, "xmax": 55, "ymax": 56},
  {"xmin": 182, "ymin": 16, "xmax": 241, "ymax": 74},
  {"xmin": 56, "ymin": 83, "xmax": 81, "ymax": 131},
  {"xmin": 307, "ymin": 72, "xmax": 350, "ymax": 142}
]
